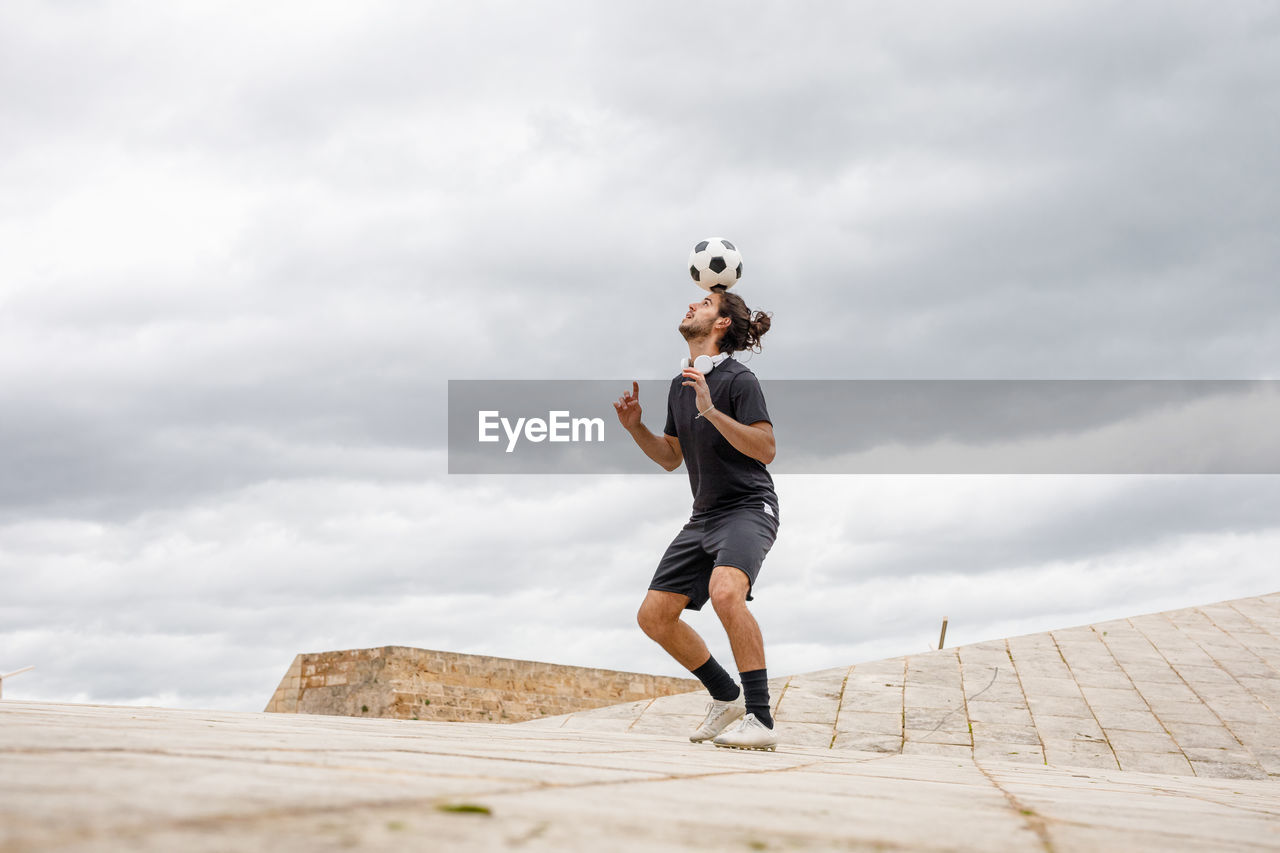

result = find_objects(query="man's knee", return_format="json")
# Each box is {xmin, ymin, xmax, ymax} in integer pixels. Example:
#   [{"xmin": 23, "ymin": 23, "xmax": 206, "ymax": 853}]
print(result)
[
  {"xmin": 709, "ymin": 566, "xmax": 749, "ymax": 614},
  {"xmin": 637, "ymin": 592, "xmax": 681, "ymax": 637},
  {"xmin": 636, "ymin": 602, "xmax": 660, "ymax": 636}
]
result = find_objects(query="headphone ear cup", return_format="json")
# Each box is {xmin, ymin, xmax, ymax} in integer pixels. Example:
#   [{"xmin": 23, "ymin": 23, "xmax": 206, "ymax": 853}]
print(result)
[{"xmin": 693, "ymin": 354, "xmax": 714, "ymax": 373}]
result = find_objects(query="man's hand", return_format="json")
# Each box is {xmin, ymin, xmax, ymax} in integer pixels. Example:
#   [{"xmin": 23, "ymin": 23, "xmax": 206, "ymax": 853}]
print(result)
[
  {"xmin": 616, "ymin": 381, "xmax": 683, "ymax": 471},
  {"xmin": 614, "ymin": 380, "xmax": 642, "ymax": 431},
  {"xmin": 681, "ymin": 367, "xmax": 713, "ymax": 415}
]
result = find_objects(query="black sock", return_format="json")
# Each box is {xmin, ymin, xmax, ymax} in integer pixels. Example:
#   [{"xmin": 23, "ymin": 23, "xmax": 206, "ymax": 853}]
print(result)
[
  {"xmin": 740, "ymin": 668, "xmax": 773, "ymax": 728},
  {"xmin": 691, "ymin": 656, "xmax": 740, "ymax": 702}
]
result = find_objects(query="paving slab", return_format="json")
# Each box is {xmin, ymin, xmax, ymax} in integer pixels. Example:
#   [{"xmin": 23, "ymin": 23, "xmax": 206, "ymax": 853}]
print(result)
[
  {"xmin": 973, "ymin": 742, "xmax": 1045, "ymax": 764},
  {"xmin": 830, "ymin": 731, "xmax": 903, "ymax": 752},
  {"xmin": 966, "ymin": 699, "xmax": 1034, "ymax": 724},
  {"xmin": 970, "ymin": 722, "xmax": 1043, "ymax": 746},
  {"xmin": 833, "ymin": 709, "xmax": 902, "ymax": 734},
  {"xmin": 1112, "ymin": 749, "xmax": 1195, "ymax": 775},
  {"xmin": 838, "ymin": 686, "xmax": 903, "ymax": 715},
  {"xmin": 1104, "ymin": 729, "xmax": 1181, "ymax": 754}
]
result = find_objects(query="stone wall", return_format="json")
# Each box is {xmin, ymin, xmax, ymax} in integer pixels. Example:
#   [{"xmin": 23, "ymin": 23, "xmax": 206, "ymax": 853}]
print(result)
[{"xmin": 263, "ymin": 646, "xmax": 700, "ymax": 723}]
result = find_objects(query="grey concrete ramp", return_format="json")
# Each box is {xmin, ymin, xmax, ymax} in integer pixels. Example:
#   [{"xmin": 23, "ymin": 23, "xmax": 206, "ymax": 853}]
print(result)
[
  {"xmin": 2, "ymin": 699, "xmax": 1278, "ymax": 851},
  {"xmin": 3, "ymin": 591, "xmax": 1279, "ymax": 850},
  {"xmin": 524, "ymin": 592, "xmax": 1280, "ymax": 781}
]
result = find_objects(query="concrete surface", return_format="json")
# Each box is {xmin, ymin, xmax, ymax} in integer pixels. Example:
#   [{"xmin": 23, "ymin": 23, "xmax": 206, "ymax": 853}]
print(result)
[
  {"xmin": 529, "ymin": 592, "xmax": 1280, "ymax": 782},
  {"xmin": 2, "ymin": 699, "xmax": 1278, "ymax": 852},
  {"xmin": 2, "ymin": 591, "xmax": 1278, "ymax": 850}
]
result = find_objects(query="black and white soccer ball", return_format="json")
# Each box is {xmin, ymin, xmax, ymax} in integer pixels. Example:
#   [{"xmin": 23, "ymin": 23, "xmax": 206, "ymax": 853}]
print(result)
[{"xmin": 688, "ymin": 237, "xmax": 743, "ymax": 291}]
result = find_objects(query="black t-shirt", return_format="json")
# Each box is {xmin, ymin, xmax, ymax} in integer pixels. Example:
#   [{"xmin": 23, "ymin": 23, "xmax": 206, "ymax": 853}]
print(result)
[{"xmin": 664, "ymin": 358, "xmax": 779, "ymax": 518}]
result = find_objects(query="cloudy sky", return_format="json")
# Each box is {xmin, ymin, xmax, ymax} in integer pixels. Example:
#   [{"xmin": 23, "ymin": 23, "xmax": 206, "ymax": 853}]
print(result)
[{"xmin": 2, "ymin": 1, "xmax": 1278, "ymax": 712}]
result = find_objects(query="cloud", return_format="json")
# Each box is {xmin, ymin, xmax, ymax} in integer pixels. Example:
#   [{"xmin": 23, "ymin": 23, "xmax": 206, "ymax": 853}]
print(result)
[
  {"xmin": 4, "ymin": 474, "xmax": 1279, "ymax": 710},
  {"xmin": 1, "ymin": 1, "xmax": 1278, "ymax": 710}
]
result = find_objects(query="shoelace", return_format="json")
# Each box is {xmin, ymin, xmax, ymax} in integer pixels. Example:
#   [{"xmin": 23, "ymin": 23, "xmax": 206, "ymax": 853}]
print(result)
[{"xmin": 701, "ymin": 702, "xmax": 726, "ymax": 725}]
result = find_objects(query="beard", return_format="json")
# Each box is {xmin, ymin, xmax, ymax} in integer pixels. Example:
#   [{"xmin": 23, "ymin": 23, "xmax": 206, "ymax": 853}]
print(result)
[{"xmin": 679, "ymin": 314, "xmax": 715, "ymax": 341}]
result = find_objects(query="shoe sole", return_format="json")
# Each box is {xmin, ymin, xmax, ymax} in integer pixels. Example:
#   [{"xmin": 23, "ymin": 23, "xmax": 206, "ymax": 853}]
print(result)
[{"xmin": 712, "ymin": 742, "xmax": 777, "ymax": 751}]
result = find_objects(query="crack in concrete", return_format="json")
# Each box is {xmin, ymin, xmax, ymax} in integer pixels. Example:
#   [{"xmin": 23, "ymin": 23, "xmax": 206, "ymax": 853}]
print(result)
[
  {"xmin": 898, "ymin": 656, "xmax": 907, "ymax": 751},
  {"xmin": 971, "ymin": 759, "xmax": 1057, "ymax": 852},
  {"xmin": 826, "ymin": 664, "xmax": 855, "ymax": 749},
  {"xmin": 1006, "ymin": 638, "xmax": 1049, "ymax": 765},
  {"xmin": 1048, "ymin": 630, "xmax": 1121, "ymax": 770},
  {"xmin": 771, "ymin": 674, "xmax": 794, "ymax": 719},
  {"xmin": 939, "ymin": 649, "xmax": 980, "ymax": 747},
  {"xmin": 624, "ymin": 697, "xmax": 657, "ymax": 732}
]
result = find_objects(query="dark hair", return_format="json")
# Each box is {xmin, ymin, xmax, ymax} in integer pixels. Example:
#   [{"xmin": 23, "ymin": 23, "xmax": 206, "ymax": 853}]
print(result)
[{"xmin": 710, "ymin": 285, "xmax": 771, "ymax": 355}]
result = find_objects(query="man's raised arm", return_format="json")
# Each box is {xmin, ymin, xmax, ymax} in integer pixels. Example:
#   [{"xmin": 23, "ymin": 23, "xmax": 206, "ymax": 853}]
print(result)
[{"xmin": 614, "ymin": 381, "xmax": 683, "ymax": 471}]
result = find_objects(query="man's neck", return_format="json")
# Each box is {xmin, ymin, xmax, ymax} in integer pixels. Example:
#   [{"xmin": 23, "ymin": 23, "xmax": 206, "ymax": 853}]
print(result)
[{"xmin": 687, "ymin": 338, "xmax": 721, "ymax": 362}]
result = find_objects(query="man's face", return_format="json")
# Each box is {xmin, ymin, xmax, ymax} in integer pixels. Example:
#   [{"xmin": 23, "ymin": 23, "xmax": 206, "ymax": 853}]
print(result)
[{"xmin": 679, "ymin": 292, "xmax": 725, "ymax": 341}]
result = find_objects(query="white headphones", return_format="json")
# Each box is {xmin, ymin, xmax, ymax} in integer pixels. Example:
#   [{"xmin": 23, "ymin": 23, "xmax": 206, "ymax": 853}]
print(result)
[{"xmin": 680, "ymin": 352, "xmax": 731, "ymax": 374}]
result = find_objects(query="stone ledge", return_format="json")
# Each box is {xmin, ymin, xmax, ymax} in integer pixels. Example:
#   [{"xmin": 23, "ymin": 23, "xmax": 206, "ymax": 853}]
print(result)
[{"xmin": 263, "ymin": 646, "xmax": 699, "ymax": 724}]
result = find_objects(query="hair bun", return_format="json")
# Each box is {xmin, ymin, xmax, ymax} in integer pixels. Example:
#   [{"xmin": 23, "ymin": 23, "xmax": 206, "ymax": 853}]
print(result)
[{"xmin": 749, "ymin": 310, "xmax": 772, "ymax": 338}]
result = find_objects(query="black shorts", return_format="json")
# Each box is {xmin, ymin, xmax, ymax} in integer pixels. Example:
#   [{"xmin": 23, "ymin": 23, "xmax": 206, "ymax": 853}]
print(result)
[{"xmin": 649, "ymin": 501, "xmax": 780, "ymax": 611}]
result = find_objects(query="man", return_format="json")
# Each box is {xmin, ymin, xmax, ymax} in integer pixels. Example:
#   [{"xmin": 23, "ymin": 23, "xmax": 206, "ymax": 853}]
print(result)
[{"xmin": 613, "ymin": 285, "xmax": 780, "ymax": 750}]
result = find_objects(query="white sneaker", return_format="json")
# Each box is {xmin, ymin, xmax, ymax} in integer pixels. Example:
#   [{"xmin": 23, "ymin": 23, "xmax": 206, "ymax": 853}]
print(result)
[
  {"xmin": 689, "ymin": 696, "xmax": 746, "ymax": 743},
  {"xmin": 712, "ymin": 713, "xmax": 778, "ymax": 751}
]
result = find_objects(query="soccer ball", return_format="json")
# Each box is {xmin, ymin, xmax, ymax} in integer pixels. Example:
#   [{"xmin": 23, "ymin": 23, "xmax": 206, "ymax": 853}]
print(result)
[{"xmin": 688, "ymin": 237, "xmax": 743, "ymax": 291}]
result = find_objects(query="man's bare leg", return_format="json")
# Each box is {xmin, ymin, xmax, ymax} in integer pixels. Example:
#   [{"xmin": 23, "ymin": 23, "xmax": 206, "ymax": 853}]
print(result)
[
  {"xmin": 636, "ymin": 589, "xmax": 712, "ymax": 670},
  {"xmin": 638, "ymin": 588, "xmax": 745, "ymax": 742},
  {"xmin": 708, "ymin": 566, "xmax": 765, "ymax": 671},
  {"xmin": 706, "ymin": 565, "xmax": 777, "ymax": 746}
]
